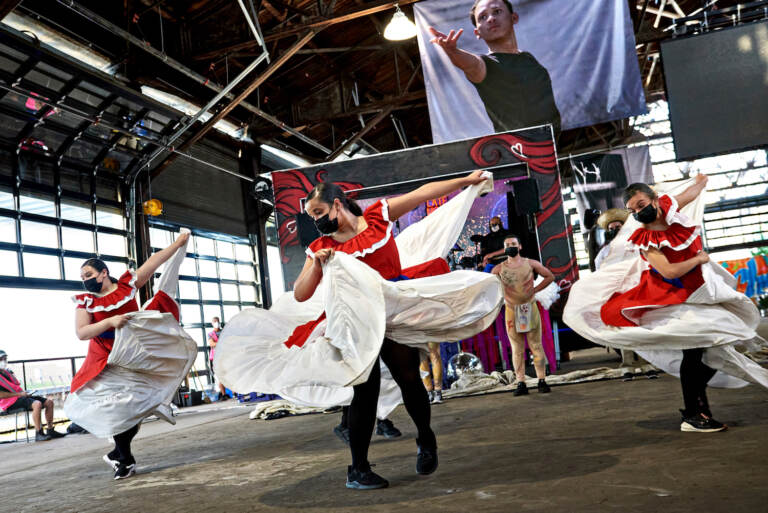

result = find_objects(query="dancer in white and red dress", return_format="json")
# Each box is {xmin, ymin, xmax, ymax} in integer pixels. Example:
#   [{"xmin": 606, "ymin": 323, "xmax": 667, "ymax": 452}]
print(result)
[
  {"xmin": 216, "ymin": 171, "xmax": 504, "ymax": 490},
  {"xmin": 67, "ymin": 232, "xmax": 196, "ymax": 480},
  {"xmin": 565, "ymin": 176, "xmax": 768, "ymax": 433}
]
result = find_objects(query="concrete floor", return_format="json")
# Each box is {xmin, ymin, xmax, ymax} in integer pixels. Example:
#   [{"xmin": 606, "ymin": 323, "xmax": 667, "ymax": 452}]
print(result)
[{"xmin": 3, "ymin": 365, "xmax": 768, "ymax": 513}]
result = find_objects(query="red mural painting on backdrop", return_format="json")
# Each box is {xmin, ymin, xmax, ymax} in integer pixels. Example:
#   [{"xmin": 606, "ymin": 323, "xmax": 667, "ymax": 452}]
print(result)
[
  {"xmin": 468, "ymin": 133, "xmax": 578, "ymax": 298},
  {"xmin": 272, "ymin": 169, "xmax": 363, "ymax": 263}
]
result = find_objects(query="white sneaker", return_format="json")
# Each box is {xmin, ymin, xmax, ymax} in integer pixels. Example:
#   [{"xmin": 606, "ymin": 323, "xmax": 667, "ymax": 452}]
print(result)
[{"xmin": 431, "ymin": 390, "xmax": 443, "ymax": 404}]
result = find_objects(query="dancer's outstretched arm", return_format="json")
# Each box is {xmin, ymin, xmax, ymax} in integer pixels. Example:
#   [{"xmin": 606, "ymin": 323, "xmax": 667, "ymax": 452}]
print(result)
[
  {"xmin": 644, "ymin": 248, "xmax": 709, "ymax": 280},
  {"xmin": 428, "ymin": 27, "xmax": 486, "ymax": 83},
  {"xmin": 674, "ymin": 174, "xmax": 708, "ymax": 210},
  {"xmin": 387, "ymin": 170, "xmax": 487, "ymax": 221},
  {"xmin": 135, "ymin": 232, "xmax": 190, "ymax": 288}
]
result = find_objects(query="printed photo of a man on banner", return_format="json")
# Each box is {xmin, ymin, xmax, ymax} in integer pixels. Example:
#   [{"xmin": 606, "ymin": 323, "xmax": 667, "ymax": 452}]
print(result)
[{"xmin": 414, "ymin": 0, "xmax": 647, "ymax": 144}]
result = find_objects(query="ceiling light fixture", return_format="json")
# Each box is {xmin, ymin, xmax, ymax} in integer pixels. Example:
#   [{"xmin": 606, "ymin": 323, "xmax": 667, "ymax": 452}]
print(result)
[{"xmin": 384, "ymin": 5, "xmax": 417, "ymax": 41}]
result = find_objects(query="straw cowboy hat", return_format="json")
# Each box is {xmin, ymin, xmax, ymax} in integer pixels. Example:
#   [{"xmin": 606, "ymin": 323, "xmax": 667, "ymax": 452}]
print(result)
[{"xmin": 597, "ymin": 208, "xmax": 630, "ymax": 230}]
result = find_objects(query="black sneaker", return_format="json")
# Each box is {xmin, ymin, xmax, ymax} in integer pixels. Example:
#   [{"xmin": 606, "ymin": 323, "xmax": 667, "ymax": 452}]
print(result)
[
  {"xmin": 646, "ymin": 370, "xmax": 659, "ymax": 379},
  {"xmin": 46, "ymin": 428, "xmax": 66, "ymax": 439},
  {"xmin": 333, "ymin": 424, "xmax": 350, "ymax": 446},
  {"xmin": 346, "ymin": 464, "xmax": 389, "ymax": 490},
  {"xmin": 114, "ymin": 462, "xmax": 136, "ymax": 480},
  {"xmin": 622, "ymin": 372, "xmax": 634, "ymax": 382},
  {"xmin": 35, "ymin": 430, "xmax": 51, "ymax": 442},
  {"xmin": 416, "ymin": 444, "xmax": 438, "ymax": 475},
  {"xmin": 537, "ymin": 379, "xmax": 551, "ymax": 394},
  {"xmin": 375, "ymin": 418, "xmax": 402, "ymax": 439},
  {"xmin": 513, "ymin": 381, "xmax": 528, "ymax": 396},
  {"xmin": 103, "ymin": 454, "xmax": 120, "ymax": 471},
  {"xmin": 680, "ymin": 412, "xmax": 727, "ymax": 433}
]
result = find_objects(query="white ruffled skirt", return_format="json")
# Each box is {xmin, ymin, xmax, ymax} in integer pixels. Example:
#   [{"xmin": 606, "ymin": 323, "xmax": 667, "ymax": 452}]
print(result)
[{"xmin": 64, "ymin": 311, "xmax": 197, "ymax": 438}]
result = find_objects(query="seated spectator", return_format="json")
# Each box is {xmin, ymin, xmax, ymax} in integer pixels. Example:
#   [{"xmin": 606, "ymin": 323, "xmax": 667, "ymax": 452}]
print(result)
[{"xmin": 0, "ymin": 350, "xmax": 65, "ymax": 441}]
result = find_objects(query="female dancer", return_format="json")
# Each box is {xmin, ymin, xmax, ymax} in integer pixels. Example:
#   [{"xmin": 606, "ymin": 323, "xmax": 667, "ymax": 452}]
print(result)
[
  {"xmin": 216, "ymin": 171, "xmax": 503, "ymax": 490},
  {"xmin": 67, "ymin": 232, "xmax": 196, "ymax": 479},
  {"xmin": 565, "ymin": 175, "xmax": 767, "ymax": 432}
]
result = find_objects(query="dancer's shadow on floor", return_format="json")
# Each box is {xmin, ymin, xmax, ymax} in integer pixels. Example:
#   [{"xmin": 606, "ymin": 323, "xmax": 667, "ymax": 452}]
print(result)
[{"xmin": 259, "ymin": 439, "xmax": 621, "ymax": 509}]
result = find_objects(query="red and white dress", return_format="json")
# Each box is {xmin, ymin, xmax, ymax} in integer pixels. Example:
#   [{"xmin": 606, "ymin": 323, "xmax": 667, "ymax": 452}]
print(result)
[
  {"xmin": 564, "ymin": 183, "xmax": 768, "ymax": 389},
  {"xmin": 214, "ymin": 181, "xmax": 504, "ymax": 409},
  {"xmin": 600, "ymin": 195, "xmax": 704, "ymax": 327},
  {"xmin": 65, "ymin": 240, "xmax": 197, "ymax": 438}
]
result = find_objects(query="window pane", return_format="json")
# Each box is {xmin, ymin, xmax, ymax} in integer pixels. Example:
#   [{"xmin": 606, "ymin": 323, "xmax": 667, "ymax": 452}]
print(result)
[
  {"xmin": 97, "ymin": 208, "xmax": 124, "ymax": 230},
  {"xmin": 217, "ymin": 241, "xmax": 234, "ymax": 260},
  {"xmin": 235, "ymin": 244, "xmax": 252, "ymax": 262},
  {"xmin": 149, "ymin": 227, "xmax": 174, "ymax": 249},
  {"xmin": 64, "ymin": 256, "xmax": 86, "ymax": 281},
  {"xmin": 19, "ymin": 193, "xmax": 56, "ymax": 217},
  {"xmin": 0, "ymin": 215, "xmax": 15, "ymax": 242},
  {"xmin": 21, "ymin": 220, "xmax": 58, "ymax": 248},
  {"xmin": 61, "ymin": 200, "xmax": 93, "ymax": 224},
  {"xmin": 203, "ymin": 304, "xmax": 222, "ymax": 324},
  {"xmin": 178, "ymin": 279, "xmax": 199, "ymax": 300},
  {"xmin": 239, "ymin": 284, "xmax": 256, "ymax": 303},
  {"xmin": 200, "ymin": 282, "xmax": 220, "ymax": 301},
  {"xmin": 219, "ymin": 262, "xmax": 237, "ymax": 280},
  {"xmin": 221, "ymin": 283, "xmax": 239, "ymax": 301},
  {"xmin": 0, "ymin": 249, "xmax": 18, "ymax": 276},
  {"xmin": 0, "ymin": 188, "xmax": 14, "ymax": 209},
  {"xmin": 180, "ymin": 257, "xmax": 197, "ymax": 277},
  {"xmin": 97, "ymin": 232, "xmax": 126, "ymax": 256},
  {"xmin": 61, "ymin": 227, "xmax": 94, "ymax": 253},
  {"xmin": 23, "ymin": 252, "xmax": 60, "ymax": 279},
  {"xmin": 195, "ymin": 236, "xmax": 216, "ymax": 257},
  {"xmin": 197, "ymin": 259, "xmax": 218, "ymax": 278},
  {"xmin": 180, "ymin": 304, "xmax": 201, "ymax": 325},
  {"xmin": 237, "ymin": 264, "xmax": 255, "ymax": 282},
  {"xmin": 222, "ymin": 305, "xmax": 241, "ymax": 323}
]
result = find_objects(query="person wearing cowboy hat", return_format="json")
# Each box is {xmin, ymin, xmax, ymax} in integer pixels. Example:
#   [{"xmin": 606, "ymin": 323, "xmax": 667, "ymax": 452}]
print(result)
[{"xmin": 594, "ymin": 208, "xmax": 630, "ymax": 271}]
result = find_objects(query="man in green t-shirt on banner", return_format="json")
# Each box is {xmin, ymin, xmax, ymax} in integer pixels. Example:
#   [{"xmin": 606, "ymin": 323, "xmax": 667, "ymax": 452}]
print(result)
[{"xmin": 429, "ymin": 0, "xmax": 561, "ymax": 136}]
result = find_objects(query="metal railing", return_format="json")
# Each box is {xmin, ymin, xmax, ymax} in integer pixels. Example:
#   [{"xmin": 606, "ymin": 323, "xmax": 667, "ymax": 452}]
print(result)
[{"xmin": 7, "ymin": 355, "xmax": 85, "ymax": 392}]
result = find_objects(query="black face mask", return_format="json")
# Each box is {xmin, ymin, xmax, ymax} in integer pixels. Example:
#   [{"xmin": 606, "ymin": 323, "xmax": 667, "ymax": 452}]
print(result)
[
  {"xmin": 83, "ymin": 276, "xmax": 103, "ymax": 293},
  {"xmin": 605, "ymin": 228, "xmax": 620, "ymax": 242},
  {"xmin": 314, "ymin": 206, "xmax": 339, "ymax": 235},
  {"xmin": 505, "ymin": 246, "xmax": 519, "ymax": 257},
  {"xmin": 633, "ymin": 203, "xmax": 658, "ymax": 224}
]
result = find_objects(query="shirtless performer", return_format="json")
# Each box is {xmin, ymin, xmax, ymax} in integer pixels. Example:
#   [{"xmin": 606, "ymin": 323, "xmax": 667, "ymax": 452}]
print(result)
[{"xmin": 492, "ymin": 235, "xmax": 555, "ymax": 395}]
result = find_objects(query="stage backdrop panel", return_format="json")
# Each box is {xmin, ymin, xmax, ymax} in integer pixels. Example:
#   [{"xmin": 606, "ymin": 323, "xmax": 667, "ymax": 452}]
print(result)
[
  {"xmin": 271, "ymin": 127, "xmax": 577, "ymax": 299},
  {"xmin": 661, "ymin": 20, "xmax": 768, "ymax": 161},
  {"xmin": 570, "ymin": 146, "xmax": 653, "ymax": 227},
  {"xmin": 414, "ymin": 0, "xmax": 646, "ymax": 143}
]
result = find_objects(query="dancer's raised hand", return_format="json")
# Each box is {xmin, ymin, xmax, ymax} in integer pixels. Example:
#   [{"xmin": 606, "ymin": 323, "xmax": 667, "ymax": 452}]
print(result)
[{"xmin": 464, "ymin": 169, "xmax": 487, "ymax": 186}]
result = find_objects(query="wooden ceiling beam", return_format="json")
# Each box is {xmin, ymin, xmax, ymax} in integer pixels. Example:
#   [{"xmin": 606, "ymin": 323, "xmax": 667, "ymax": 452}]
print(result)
[{"xmin": 263, "ymin": 0, "xmax": 421, "ymax": 42}]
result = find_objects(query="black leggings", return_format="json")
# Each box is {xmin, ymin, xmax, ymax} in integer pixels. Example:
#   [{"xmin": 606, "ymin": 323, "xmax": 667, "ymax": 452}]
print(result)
[
  {"xmin": 109, "ymin": 424, "xmax": 140, "ymax": 465},
  {"xmin": 348, "ymin": 338, "xmax": 435, "ymax": 471},
  {"xmin": 680, "ymin": 348, "xmax": 717, "ymax": 417}
]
